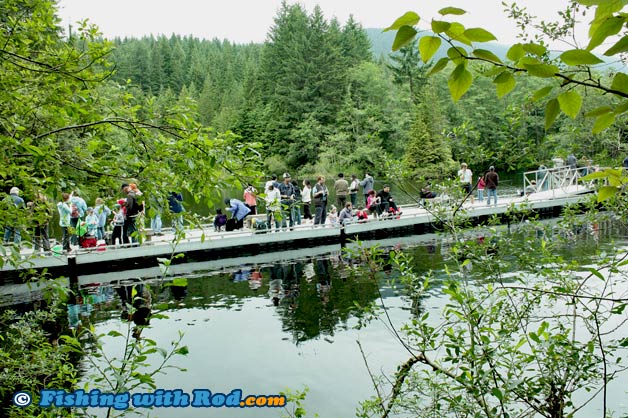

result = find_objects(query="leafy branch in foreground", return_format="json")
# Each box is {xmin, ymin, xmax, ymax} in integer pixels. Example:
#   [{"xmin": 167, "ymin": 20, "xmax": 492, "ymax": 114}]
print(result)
[
  {"xmin": 386, "ymin": 1, "xmax": 628, "ymax": 133},
  {"xmin": 355, "ymin": 216, "xmax": 628, "ymax": 418}
]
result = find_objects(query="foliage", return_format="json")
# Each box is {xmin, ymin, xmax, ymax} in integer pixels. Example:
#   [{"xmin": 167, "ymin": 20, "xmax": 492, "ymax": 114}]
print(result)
[
  {"xmin": 0, "ymin": 309, "xmax": 78, "ymax": 417},
  {"xmin": 385, "ymin": 1, "xmax": 628, "ymax": 134},
  {"xmin": 354, "ymin": 214, "xmax": 628, "ymax": 418}
]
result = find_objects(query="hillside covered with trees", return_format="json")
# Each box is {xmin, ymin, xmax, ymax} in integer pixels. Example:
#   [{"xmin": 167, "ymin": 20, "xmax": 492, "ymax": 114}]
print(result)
[{"xmin": 106, "ymin": 2, "xmax": 627, "ymax": 181}]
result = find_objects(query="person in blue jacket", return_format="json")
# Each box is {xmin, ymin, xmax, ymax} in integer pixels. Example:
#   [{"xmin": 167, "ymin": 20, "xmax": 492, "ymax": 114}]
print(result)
[{"xmin": 224, "ymin": 198, "xmax": 251, "ymax": 230}]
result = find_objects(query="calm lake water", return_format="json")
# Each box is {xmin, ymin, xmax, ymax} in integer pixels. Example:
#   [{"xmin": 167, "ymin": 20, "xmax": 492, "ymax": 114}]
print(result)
[{"xmin": 59, "ymin": 221, "xmax": 628, "ymax": 417}]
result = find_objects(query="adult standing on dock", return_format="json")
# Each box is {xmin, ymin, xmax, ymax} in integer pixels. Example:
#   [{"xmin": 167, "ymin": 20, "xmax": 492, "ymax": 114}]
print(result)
[
  {"xmin": 457, "ymin": 163, "xmax": 474, "ymax": 204},
  {"xmin": 360, "ymin": 172, "xmax": 374, "ymax": 205},
  {"xmin": 122, "ymin": 184, "xmax": 143, "ymax": 244},
  {"xmin": 313, "ymin": 176, "xmax": 329, "ymax": 227},
  {"xmin": 349, "ymin": 174, "xmax": 360, "ymax": 207},
  {"xmin": 484, "ymin": 166, "xmax": 499, "ymax": 207},
  {"xmin": 278, "ymin": 173, "xmax": 296, "ymax": 230},
  {"xmin": 168, "ymin": 191, "xmax": 184, "ymax": 231},
  {"xmin": 56, "ymin": 192, "xmax": 72, "ymax": 253},
  {"xmin": 302, "ymin": 180, "xmax": 313, "ymax": 223},
  {"xmin": 334, "ymin": 173, "xmax": 349, "ymax": 209}
]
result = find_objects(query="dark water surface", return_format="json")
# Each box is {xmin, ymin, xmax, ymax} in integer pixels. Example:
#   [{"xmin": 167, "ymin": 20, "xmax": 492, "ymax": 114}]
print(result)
[{"xmin": 63, "ymin": 223, "xmax": 628, "ymax": 417}]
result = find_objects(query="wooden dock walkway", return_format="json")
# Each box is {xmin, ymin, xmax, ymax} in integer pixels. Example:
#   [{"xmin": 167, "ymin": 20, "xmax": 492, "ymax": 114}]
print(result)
[{"xmin": 1, "ymin": 185, "xmax": 592, "ymax": 281}]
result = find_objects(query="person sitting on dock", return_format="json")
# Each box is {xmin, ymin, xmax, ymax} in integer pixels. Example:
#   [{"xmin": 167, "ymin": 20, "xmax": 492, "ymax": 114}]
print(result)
[
  {"xmin": 356, "ymin": 205, "xmax": 369, "ymax": 222},
  {"xmin": 224, "ymin": 197, "xmax": 251, "ymax": 230},
  {"xmin": 338, "ymin": 202, "xmax": 354, "ymax": 227},
  {"xmin": 366, "ymin": 190, "xmax": 381, "ymax": 217},
  {"xmin": 377, "ymin": 185, "xmax": 401, "ymax": 216}
]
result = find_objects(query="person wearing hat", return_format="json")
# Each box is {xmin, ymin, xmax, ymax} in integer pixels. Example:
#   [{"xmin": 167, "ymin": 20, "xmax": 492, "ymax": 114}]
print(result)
[
  {"xmin": 224, "ymin": 197, "xmax": 251, "ymax": 230},
  {"xmin": 278, "ymin": 173, "xmax": 296, "ymax": 230},
  {"xmin": 3, "ymin": 187, "xmax": 25, "ymax": 246}
]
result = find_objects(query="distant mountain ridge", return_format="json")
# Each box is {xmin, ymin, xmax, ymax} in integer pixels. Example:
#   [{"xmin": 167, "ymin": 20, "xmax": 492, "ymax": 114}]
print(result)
[
  {"xmin": 365, "ymin": 28, "xmax": 624, "ymax": 72},
  {"xmin": 365, "ymin": 27, "xmax": 510, "ymax": 61}
]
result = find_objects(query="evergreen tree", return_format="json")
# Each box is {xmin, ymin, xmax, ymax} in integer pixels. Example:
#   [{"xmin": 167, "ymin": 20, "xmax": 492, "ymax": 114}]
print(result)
[{"xmin": 404, "ymin": 85, "xmax": 455, "ymax": 179}]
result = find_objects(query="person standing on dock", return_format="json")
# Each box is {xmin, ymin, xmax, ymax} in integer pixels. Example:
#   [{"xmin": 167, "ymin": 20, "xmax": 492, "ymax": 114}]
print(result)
[
  {"xmin": 349, "ymin": 174, "xmax": 360, "ymax": 207},
  {"xmin": 334, "ymin": 173, "xmax": 349, "ymax": 209},
  {"xmin": 168, "ymin": 191, "xmax": 184, "ymax": 231},
  {"xmin": 56, "ymin": 192, "xmax": 72, "ymax": 252},
  {"xmin": 302, "ymin": 179, "xmax": 313, "ymax": 223},
  {"xmin": 313, "ymin": 176, "xmax": 329, "ymax": 227},
  {"xmin": 122, "ymin": 184, "xmax": 143, "ymax": 244},
  {"xmin": 3, "ymin": 187, "xmax": 25, "ymax": 246},
  {"xmin": 360, "ymin": 172, "xmax": 374, "ymax": 206},
  {"xmin": 243, "ymin": 184, "xmax": 257, "ymax": 215},
  {"xmin": 484, "ymin": 166, "xmax": 499, "ymax": 207},
  {"xmin": 278, "ymin": 173, "xmax": 296, "ymax": 230},
  {"xmin": 457, "ymin": 163, "xmax": 474, "ymax": 204},
  {"xmin": 265, "ymin": 184, "xmax": 281, "ymax": 231}
]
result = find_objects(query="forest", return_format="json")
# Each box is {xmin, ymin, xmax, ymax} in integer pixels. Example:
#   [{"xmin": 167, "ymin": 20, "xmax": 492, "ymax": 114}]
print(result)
[{"xmin": 106, "ymin": 2, "xmax": 627, "ymax": 182}]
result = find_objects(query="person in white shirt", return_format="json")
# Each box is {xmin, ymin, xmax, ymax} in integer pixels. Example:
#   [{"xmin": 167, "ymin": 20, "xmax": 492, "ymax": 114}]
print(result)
[
  {"xmin": 264, "ymin": 184, "xmax": 282, "ymax": 231},
  {"xmin": 457, "ymin": 162, "xmax": 474, "ymax": 203},
  {"xmin": 302, "ymin": 179, "xmax": 313, "ymax": 222}
]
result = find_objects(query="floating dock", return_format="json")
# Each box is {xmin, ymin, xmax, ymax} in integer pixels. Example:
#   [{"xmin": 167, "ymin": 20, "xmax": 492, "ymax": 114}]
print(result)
[{"xmin": 1, "ymin": 185, "xmax": 592, "ymax": 282}]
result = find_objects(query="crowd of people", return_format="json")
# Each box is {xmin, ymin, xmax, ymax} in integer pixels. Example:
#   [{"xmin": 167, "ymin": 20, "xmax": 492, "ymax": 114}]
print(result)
[
  {"xmin": 239, "ymin": 172, "xmax": 403, "ymax": 233},
  {"xmin": 7, "ymin": 164, "xmax": 548, "ymax": 254}
]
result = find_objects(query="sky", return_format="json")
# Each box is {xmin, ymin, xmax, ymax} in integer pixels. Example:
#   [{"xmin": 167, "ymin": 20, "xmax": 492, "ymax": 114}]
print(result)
[{"xmin": 55, "ymin": 0, "xmax": 575, "ymax": 47}]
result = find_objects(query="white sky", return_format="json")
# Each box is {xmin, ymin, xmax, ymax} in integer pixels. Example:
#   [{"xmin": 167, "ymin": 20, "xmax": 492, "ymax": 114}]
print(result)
[{"xmin": 56, "ymin": 1, "xmax": 578, "ymax": 47}]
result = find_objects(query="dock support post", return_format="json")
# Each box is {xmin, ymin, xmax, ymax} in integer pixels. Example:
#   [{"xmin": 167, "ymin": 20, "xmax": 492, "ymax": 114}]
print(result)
[{"xmin": 68, "ymin": 256, "xmax": 79, "ymax": 304}]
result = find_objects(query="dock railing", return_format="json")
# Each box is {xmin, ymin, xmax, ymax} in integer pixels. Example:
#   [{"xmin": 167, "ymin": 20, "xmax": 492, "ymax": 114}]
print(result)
[{"xmin": 523, "ymin": 165, "xmax": 592, "ymax": 198}]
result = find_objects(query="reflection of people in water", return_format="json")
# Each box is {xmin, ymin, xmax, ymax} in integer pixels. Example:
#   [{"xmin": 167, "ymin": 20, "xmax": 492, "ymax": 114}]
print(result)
[
  {"xmin": 114, "ymin": 278, "xmax": 152, "ymax": 339},
  {"xmin": 231, "ymin": 268, "xmax": 251, "ymax": 283},
  {"xmin": 314, "ymin": 258, "xmax": 332, "ymax": 305},
  {"xmin": 268, "ymin": 263, "xmax": 284, "ymax": 306},
  {"xmin": 169, "ymin": 283, "xmax": 188, "ymax": 301},
  {"xmin": 249, "ymin": 267, "xmax": 262, "ymax": 291}
]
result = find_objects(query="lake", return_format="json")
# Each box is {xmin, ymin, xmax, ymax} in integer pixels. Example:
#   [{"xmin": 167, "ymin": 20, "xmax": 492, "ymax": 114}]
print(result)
[{"xmin": 15, "ymin": 217, "xmax": 628, "ymax": 417}]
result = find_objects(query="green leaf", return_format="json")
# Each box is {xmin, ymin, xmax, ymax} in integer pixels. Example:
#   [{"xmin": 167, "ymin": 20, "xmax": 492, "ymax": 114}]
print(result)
[
  {"xmin": 585, "ymin": 106, "xmax": 613, "ymax": 117},
  {"xmin": 559, "ymin": 49, "xmax": 604, "ymax": 65},
  {"xmin": 604, "ymin": 36, "xmax": 628, "ymax": 56},
  {"xmin": 557, "ymin": 90, "xmax": 582, "ymax": 119},
  {"xmin": 384, "ymin": 12, "xmax": 420, "ymax": 31},
  {"xmin": 175, "ymin": 346, "xmax": 190, "ymax": 355},
  {"xmin": 592, "ymin": 113, "xmax": 616, "ymax": 133},
  {"xmin": 431, "ymin": 20, "xmax": 451, "ymax": 33},
  {"xmin": 107, "ymin": 330, "xmax": 124, "ymax": 338},
  {"xmin": 392, "ymin": 25, "xmax": 418, "ymax": 51},
  {"xmin": 493, "ymin": 71, "xmax": 516, "ymax": 98},
  {"xmin": 524, "ymin": 63, "xmax": 559, "ymax": 78},
  {"xmin": 523, "ymin": 43, "xmax": 547, "ymax": 57},
  {"xmin": 428, "ymin": 57, "xmax": 450, "ymax": 76},
  {"xmin": 611, "ymin": 72, "xmax": 628, "ymax": 94},
  {"xmin": 587, "ymin": 16, "xmax": 624, "ymax": 51},
  {"xmin": 448, "ymin": 64, "xmax": 473, "ymax": 102},
  {"xmin": 507, "ymin": 44, "xmax": 525, "ymax": 61},
  {"xmin": 533, "ymin": 86, "xmax": 554, "ymax": 101},
  {"xmin": 491, "ymin": 387, "xmax": 504, "ymax": 401},
  {"xmin": 447, "ymin": 46, "xmax": 467, "ymax": 65},
  {"xmin": 446, "ymin": 25, "xmax": 472, "ymax": 46},
  {"xmin": 472, "ymin": 48, "xmax": 502, "ymax": 63},
  {"xmin": 463, "ymin": 28, "xmax": 497, "ymax": 42},
  {"xmin": 597, "ymin": 185, "xmax": 618, "ymax": 202},
  {"xmin": 545, "ymin": 98, "xmax": 560, "ymax": 130},
  {"xmin": 614, "ymin": 100, "xmax": 628, "ymax": 114},
  {"xmin": 439, "ymin": 7, "xmax": 466, "ymax": 15},
  {"xmin": 419, "ymin": 36, "xmax": 442, "ymax": 62},
  {"xmin": 588, "ymin": 267, "xmax": 606, "ymax": 281},
  {"xmin": 529, "ymin": 332, "xmax": 541, "ymax": 344}
]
